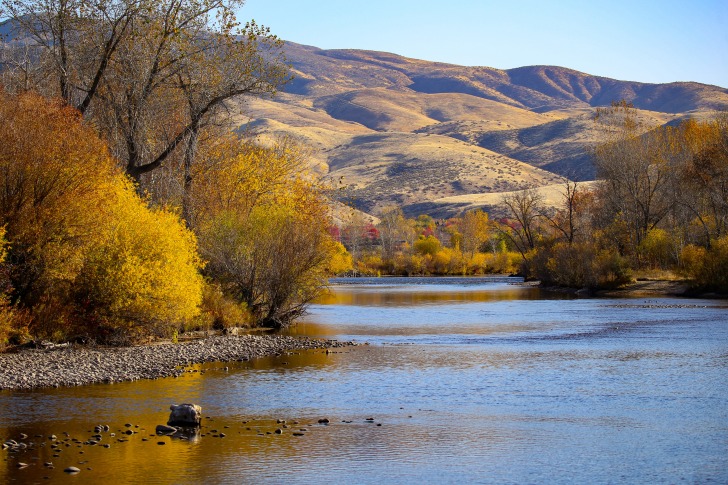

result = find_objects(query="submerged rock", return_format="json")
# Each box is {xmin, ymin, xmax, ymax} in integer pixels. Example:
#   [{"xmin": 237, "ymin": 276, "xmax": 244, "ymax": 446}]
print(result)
[{"xmin": 155, "ymin": 425, "xmax": 178, "ymax": 435}]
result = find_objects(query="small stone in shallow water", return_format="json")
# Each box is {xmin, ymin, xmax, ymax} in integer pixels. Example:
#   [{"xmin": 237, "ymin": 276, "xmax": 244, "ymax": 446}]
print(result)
[
  {"xmin": 317, "ymin": 418, "xmax": 330, "ymax": 424},
  {"xmin": 64, "ymin": 466, "xmax": 81, "ymax": 473},
  {"xmin": 155, "ymin": 425, "xmax": 177, "ymax": 435}
]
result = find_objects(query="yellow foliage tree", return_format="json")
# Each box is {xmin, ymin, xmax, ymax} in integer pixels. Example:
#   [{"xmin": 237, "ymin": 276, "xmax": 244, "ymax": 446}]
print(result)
[
  {"xmin": 77, "ymin": 180, "xmax": 203, "ymax": 341},
  {"xmin": 328, "ymin": 242, "xmax": 354, "ymax": 275},
  {"xmin": 0, "ymin": 91, "xmax": 203, "ymax": 342},
  {"xmin": 414, "ymin": 235, "xmax": 441, "ymax": 257},
  {"xmin": 459, "ymin": 210, "xmax": 490, "ymax": 258},
  {"xmin": 191, "ymin": 137, "xmax": 342, "ymax": 327}
]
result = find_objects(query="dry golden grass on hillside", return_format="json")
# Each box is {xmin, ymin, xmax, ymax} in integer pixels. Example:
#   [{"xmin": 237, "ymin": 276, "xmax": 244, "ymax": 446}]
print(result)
[
  {"xmin": 432, "ymin": 181, "xmax": 598, "ymax": 209},
  {"xmin": 234, "ymin": 42, "xmax": 728, "ymax": 218},
  {"xmin": 313, "ymin": 88, "xmax": 555, "ymax": 132},
  {"xmin": 328, "ymin": 132, "xmax": 563, "ymax": 213}
]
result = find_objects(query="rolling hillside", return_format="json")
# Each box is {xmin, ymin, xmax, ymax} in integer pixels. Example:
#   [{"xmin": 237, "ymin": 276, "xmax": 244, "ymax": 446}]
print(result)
[{"xmin": 235, "ymin": 42, "xmax": 728, "ymax": 217}]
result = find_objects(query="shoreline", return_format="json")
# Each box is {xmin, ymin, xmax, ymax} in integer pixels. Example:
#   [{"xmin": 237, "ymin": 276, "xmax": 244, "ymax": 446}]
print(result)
[
  {"xmin": 538, "ymin": 279, "xmax": 689, "ymax": 297},
  {"xmin": 0, "ymin": 334, "xmax": 354, "ymax": 392},
  {"xmin": 595, "ymin": 279, "xmax": 691, "ymax": 298}
]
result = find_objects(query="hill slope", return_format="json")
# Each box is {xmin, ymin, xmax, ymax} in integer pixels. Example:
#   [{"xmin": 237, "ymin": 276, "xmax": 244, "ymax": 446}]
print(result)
[{"xmin": 240, "ymin": 42, "xmax": 728, "ymax": 217}]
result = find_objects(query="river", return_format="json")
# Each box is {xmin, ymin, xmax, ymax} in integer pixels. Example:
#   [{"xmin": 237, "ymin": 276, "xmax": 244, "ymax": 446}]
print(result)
[{"xmin": 1, "ymin": 277, "xmax": 727, "ymax": 484}]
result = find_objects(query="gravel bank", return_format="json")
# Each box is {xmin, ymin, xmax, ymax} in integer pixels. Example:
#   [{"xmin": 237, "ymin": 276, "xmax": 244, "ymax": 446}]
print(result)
[{"xmin": 0, "ymin": 335, "xmax": 353, "ymax": 391}]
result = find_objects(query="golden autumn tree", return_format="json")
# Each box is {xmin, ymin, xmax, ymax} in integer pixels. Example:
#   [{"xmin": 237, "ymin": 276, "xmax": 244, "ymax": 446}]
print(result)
[
  {"xmin": 190, "ymin": 135, "xmax": 345, "ymax": 327},
  {"xmin": 675, "ymin": 115, "xmax": 728, "ymax": 246},
  {"xmin": 0, "ymin": 91, "xmax": 203, "ymax": 342},
  {"xmin": 75, "ymin": 180, "xmax": 204, "ymax": 341},
  {"xmin": 458, "ymin": 210, "xmax": 490, "ymax": 258},
  {"xmin": 672, "ymin": 114, "xmax": 728, "ymax": 292}
]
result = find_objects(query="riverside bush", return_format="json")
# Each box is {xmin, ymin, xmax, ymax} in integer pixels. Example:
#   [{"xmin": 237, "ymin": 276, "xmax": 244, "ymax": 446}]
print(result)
[
  {"xmin": 681, "ymin": 236, "xmax": 728, "ymax": 292},
  {"xmin": 195, "ymin": 283, "xmax": 250, "ymax": 331},
  {"xmin": 528, "ymin": 242, "xmax": 631, "ymax": 289},
  {"xmin": 76, "ymin": 182, "xmax": 204, "ymax": 341},
  {"xmin": 0, "ymin": 227, "xmax": 13, "ymax": 346},
  {"xmin": 0, "ymin": 91, "xmax": 203, "ymax": 342}
]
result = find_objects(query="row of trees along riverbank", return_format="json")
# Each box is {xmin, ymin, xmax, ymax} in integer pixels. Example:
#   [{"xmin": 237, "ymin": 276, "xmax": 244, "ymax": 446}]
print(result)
[
  {"xmin": 331, "ymin": 103, "xmax": 728, "ymax": 295},
  {"xmin": 0, "ymin": 1, "xmax": 349, "ymax": 347}
]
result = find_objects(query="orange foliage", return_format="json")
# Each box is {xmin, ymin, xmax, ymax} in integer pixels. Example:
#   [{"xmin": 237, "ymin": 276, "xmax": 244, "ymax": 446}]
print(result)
[{"xmin": 0, "ymin": 91, "xmax": 203, "ymax": 342}]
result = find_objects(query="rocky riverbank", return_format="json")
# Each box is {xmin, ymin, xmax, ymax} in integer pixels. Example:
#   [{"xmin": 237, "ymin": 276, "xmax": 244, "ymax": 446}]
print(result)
[
  {"xmin": 0, "ymin": 334, "xmax": 354, "ymax": 391},
  {"xmin": 595, "ymin": 279, "xmax": 691, "ymax": 297}
]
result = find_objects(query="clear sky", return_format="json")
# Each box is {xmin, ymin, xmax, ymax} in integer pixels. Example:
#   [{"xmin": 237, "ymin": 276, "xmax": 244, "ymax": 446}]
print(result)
[{"xmin": 240, "ymin": 0, "xmax": 728, "ymax": 88}]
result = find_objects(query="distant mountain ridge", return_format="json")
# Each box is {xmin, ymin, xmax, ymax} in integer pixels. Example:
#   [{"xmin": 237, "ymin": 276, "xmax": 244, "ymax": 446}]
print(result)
[{"xmin": 282, "ymin": 42, "xmax": 728, "ymax": 112}]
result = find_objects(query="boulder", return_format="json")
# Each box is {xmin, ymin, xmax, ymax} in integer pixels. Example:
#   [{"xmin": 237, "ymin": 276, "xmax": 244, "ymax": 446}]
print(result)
[{"xmin": 167, "ymin": 403, "xmax": 202, "ymax": 427}]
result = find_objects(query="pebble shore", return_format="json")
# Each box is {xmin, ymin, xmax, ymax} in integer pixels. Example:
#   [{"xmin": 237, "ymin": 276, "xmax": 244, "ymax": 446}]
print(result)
[{"xmin": 0, "ymin": 334, "xmax": 353, "ymax": 391}]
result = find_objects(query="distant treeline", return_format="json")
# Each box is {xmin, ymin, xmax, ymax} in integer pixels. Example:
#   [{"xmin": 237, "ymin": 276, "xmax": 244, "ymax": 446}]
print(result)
[{"xmin": 332, "ymin": 103, "xmax": 728, "ymax": 294}]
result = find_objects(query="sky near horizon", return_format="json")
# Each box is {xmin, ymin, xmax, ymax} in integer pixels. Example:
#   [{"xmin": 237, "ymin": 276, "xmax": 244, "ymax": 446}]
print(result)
[{"xmin": 240, "ymin": 0, "xmax": 728, "ymax": 88}]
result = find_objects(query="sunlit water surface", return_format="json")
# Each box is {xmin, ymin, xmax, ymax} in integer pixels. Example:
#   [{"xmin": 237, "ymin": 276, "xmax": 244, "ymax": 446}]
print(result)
[{"xmin": 2, "ymin": 277, "xmax": 727, "ymax": 484}]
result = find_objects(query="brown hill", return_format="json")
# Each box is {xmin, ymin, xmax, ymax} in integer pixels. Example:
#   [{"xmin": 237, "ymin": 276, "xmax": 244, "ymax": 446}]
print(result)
[
  {"xmin": 239, "ymin": 41, "xmax": 728, "ymax": 217},
  {"xmin": 283, "ymin": 44, "xmax": 728, "ymax": 112}
]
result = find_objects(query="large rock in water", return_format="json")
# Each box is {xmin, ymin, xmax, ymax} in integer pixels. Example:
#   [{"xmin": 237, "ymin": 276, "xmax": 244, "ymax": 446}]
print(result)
[{"xmin": 167, "ymin": 403, "xmax": 202, "ymax": 426}]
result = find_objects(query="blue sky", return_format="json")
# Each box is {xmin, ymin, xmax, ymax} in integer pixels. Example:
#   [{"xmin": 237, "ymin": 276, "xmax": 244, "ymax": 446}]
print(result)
[{"xmin": 241, "ymin": 0, "xmax": 728, "ymax": 88}]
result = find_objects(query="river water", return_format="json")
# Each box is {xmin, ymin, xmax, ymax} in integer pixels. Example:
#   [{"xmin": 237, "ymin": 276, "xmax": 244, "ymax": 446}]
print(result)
[{"xmin": 1, "ymin": 277, "xmax": 727, "ymax": 484}]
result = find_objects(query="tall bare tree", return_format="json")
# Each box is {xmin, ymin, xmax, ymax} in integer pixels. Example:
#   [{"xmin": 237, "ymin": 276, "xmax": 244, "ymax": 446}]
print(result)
[
  {"xmin": 1, "ymin": 0, "xmax": 290, "ymax": 190},
  {"xmin": 500, "ymin": 188, "xmax": 544, "ymax": 257},
  {"xmin": 593, "ymin": 101, "xmax": 677, "ymax": 253}
]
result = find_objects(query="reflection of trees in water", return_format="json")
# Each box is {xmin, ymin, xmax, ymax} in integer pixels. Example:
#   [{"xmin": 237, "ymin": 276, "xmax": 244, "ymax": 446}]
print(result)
[{"xmin": 317, "ymin": 287, "xmax": 552, "ymax": 307}]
